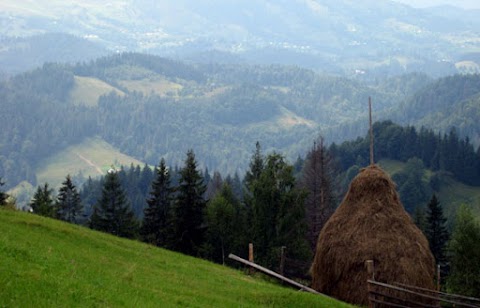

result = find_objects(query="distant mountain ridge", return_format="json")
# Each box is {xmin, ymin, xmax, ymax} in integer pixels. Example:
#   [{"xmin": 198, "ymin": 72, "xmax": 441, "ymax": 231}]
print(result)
[
  {"xmin": 1, "ymin": 0, "xmax": 479, "ymax": 76},
  {"xmin": 1, "ymin": 52, "xmax": 480, "ymax": 193}
]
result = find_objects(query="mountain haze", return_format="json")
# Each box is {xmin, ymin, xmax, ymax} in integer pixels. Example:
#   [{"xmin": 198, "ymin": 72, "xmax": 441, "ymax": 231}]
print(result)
[{"xmin": 1, "ymin": 0, "xmax": 479, "ymax": 76}]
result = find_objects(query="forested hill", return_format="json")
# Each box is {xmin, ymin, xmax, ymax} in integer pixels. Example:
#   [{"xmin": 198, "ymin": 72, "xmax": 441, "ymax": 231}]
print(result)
[
  {"xmin": 0, "ymin": 33, "xmax": 108, "ymax": 75},
  {"xmin": 1, "ymin": 53, "xmax": 480, "ymax": 191},
  {"xmin": 391, "ymin": 74, "xmax": 480, "ymax": 145}
]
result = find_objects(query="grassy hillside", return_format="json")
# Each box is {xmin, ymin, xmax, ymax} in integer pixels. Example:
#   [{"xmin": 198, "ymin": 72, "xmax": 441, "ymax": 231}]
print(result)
[
  {"xmin": 0, "ymin": 209, "xmax": 351, "ymax": 307},
  {"xmin": 378, "ymin": 159, "xmax": 480, "ymax": 221},
  {"xmin": 118, "ymin": 77, "xmax": 183, "ymax": 97},
  {"xmin": 69, "ymin": 76, "xmax": 125, "ymax": 106},
  {"xmin": 36, "ymin": 136, "xmax": 145, "ymax": 188}
]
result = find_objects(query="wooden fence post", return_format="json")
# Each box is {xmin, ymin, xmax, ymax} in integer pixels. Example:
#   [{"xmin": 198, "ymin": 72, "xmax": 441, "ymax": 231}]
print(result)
[
  {"xmin": 366, "ymin": 260, "xmax": 375, "ymax": 308},
  {"xmin": 280, "ymin": 246, "xmax": 286, "ymax": 277},
  {"xmin": 248, "ymin": 243, "xmax": 254, "ymax": 275},
  {"xmin": 437, "ymin": 264, "xmax": 441, "ymax": 291}
]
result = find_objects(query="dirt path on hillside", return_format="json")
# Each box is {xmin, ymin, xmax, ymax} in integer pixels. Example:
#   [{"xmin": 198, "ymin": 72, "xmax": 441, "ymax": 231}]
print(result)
[{"xmin": 76, "ymin": 153, "xmax": 104, "ymax": 175}]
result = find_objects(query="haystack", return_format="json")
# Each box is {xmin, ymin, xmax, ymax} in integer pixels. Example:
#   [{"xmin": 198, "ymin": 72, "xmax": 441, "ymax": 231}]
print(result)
[{"xmin": 311, "ymin": 165, "xmax": 435, "ymax": 306}]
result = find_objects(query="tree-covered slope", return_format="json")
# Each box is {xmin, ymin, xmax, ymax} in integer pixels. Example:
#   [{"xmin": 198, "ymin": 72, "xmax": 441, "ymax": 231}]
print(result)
[
  {"xmin": 391, "ymin": 74, "xmax": 480, "ymax": 145},
  {"xmin": 2, "ymin": 53, "xmax": 480, "ymax": 195},
  {"xmin": 0, "ymin": 33, "xmax": 108, "ymax": 75},
  {"xmin": 0, "ymin": 209, "xmax": 350, "ymax": 307},
  {"xmin": 0, "ymin": 53, "xmax": 399, "ymax": 189}
]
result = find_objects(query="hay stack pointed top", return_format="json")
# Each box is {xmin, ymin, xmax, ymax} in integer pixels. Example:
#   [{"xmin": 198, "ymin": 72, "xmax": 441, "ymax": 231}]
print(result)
[{"xmin": 311, "ymin": 164, "xmax": 435, "ymax": 305}]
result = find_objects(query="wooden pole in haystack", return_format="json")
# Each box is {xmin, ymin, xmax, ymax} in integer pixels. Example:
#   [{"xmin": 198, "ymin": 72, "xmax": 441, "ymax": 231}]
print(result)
[{"xmin": 369, "ymin": 97, "xmax": 374, "ymax": 165}]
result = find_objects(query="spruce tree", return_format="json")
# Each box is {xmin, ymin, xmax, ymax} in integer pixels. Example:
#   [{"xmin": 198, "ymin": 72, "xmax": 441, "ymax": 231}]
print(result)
[
  {"xmin": 425, "ymin": 194, "xmax": 449, "ymax": 268},
  {"xmin": 413, "ymin": 205, "xmax": 427, "ymax": 234},
  {"xmin": 205, "ymin": 171, "xmax": 223, "ymax": 200},
  {"xmin": 0, "ymin": 178, "xmax": 7, "ymax": 206},
  {"xmin": 141, "ymin": 158, "xmax": 173, "ymax": 246},
  {"xmin": 169, "ymin": 150, "xmax": 206, "ymax": 256},
  {"xmin": 243, "ymin": 142, "xmax": 265, "ymax": 242},
  {"xmin": 244, "ymin": 141, "xmax": 264, "ymax": 189},
  {"xmin": 30, "ymin": 183, "xmax": 55, "ymax": 217},
  {"xmin": 90, "ymin": 171, "xmax": 138, "ymax": 239},
  {"xmin": 56, "ymin": 175, "xmax": 83, "ymax": 223},
  {"xmin": 204, "ymin": 183, "xmax": 236, "ymax": 264},
  {"xmin": 250, "ymin": 153, "xmax": 310, "ymax": 272},
  {"xmin": 447, "ymin": 205, "xmax": 480, "ymax": 296},
  {"xmin": 300, "ymin": 137, "xmax": 337, "ymax": 253}
]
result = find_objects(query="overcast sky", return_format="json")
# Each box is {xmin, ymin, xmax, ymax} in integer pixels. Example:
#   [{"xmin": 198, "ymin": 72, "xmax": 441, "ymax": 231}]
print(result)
[{"xmin": 393, "ymin": 0, "xmax": 480, "ymax": 9}]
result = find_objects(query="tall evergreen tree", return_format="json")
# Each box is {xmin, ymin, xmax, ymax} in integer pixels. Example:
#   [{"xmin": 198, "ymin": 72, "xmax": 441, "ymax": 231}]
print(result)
[
  {"xmin": 169, "ymin": 150, "xmax": 206, "ymax": 256},
  {"xmin": 413, "ymin": 205, "xmax": 427, "ymax": 234},
  {"xmin": 30, "ymin": 183, "xmax": 55, "ymax": 217},
  {"xmin": 204, "ymin": 183, "xmax": 237, "ymax": 264},
  {"xmin": 205, "ymin": 171, "xmax": 223, "ymax": 200},
  {"xmin": 300, "ymin": 137, "xmax": 337, "ymax": 253},
  {"xmin": 243, "ymin": 142, "xmax": 265, "ymax": 242},
  {"xmin": 425, "ymin": 194, "xmax": 449, "ymax": 268},
  {"xmin": 447, "ymin": 205, "xmax": 480, "ymax": 297},
  {"xmin": 250, "ymin": 153, "xmax": 310, "ymax": 272},
  {"xmin": 56, "ymin": 175, "xmax": 83, "ymax": 223},
  {"xmin": 89, "ymin": 171, "xmax": 138, "ymax": 239},
  {"xmin": 0, "ymin": 178, "xmax": 8, "ymax": 206},
  {"xmin": 141, "ymin": 158, "xmax": 173, "ymax": 246},
  {"xmin": 398, "ymin": 157, "xmax": 428, "ymax": 213},
  {"xmin": 244, "ymin": 141, "xmax": 264, "ymax": 189}
]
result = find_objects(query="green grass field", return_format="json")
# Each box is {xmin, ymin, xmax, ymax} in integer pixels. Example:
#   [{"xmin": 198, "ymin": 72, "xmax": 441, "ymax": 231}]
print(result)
[
  {"xmin": 0, "ymin": 209, "xmax": 351, "ymax": 307},
  {"xmin": 36, "ymin": 136, "xmax": 145, "ymax": 188},
  {"xmin": 69, "ymin": 76, "xmax": 125, "ymax": 107},
  {"xmin": 118, "ymin": 77, "xmax": 183, "ymax": 97}
]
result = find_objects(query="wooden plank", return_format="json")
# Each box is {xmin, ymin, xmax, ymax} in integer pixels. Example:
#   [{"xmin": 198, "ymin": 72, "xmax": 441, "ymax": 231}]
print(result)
[
  {"xmin": 228, "ymin": 253, "xmax": 322, "ymax": 295},
  {"xmin": 369, "ymin": 297, "xmax": 412, "ymax": 308},
  {"xmin": 369, "ymin": 290, "xmax": 440, "ymax": 308},
  {"xmin": 368, "ymin": 280, "xmax": 480, "ymax": 308},
  {"xmin": 393, "ymin": 282, "xmax": 480, "ymax": 304}
]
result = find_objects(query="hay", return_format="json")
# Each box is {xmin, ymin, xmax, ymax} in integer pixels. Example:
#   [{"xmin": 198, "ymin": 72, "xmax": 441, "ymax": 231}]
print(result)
[{"xmin": 311, "ymin": 165, "xmax": 435, "ymax": 306}]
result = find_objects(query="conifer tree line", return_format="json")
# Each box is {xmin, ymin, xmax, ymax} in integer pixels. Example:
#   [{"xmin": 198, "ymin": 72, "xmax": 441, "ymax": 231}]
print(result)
[
  {"xmin": 1, "ymin": 134, "xmax": 479, "ymax": 294},
  {"xmin": 12, "ymin": 143, "xmax": 336, "ymax": 278},
  {"xmin": 332, "ymin": 120, "xmax": 480, "ymax": 186}
]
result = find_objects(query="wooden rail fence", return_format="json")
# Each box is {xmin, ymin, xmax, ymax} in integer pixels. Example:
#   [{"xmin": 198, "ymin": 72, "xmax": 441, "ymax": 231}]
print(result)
[{"xmin": 366, "ymin": 260, "xmax": 480, "ymax": 308}]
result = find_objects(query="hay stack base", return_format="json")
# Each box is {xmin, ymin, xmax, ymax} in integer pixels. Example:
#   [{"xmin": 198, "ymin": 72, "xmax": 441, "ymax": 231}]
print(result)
[{"xmin": 311, "ymin": 165, "xmax": 435, "ymax": 306}]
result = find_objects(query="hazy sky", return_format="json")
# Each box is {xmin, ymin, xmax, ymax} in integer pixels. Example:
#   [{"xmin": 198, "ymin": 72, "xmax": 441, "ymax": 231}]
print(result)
[{"xmin": 394, "ymin": 0, "xmax": 480, "ymax": 9}]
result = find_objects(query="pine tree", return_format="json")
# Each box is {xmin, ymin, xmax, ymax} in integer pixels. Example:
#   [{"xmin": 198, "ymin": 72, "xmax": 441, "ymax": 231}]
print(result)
[
  {"xmin": 244, "ymin": 141, "xmax": 264, "ymax": 189},
  {"xmin": 30, "ymin": 183, "xmax": 55, "ymax": 217},
  {"xmin": 243, "ymin": 142, "xmax": 265, "ymax": 242},
  {"xmin": 250, "ymin": 153, "xmax": 310, "ymax": 272},
  {"xmin": 447, "ymin": 205, "xmax": 480, "ymax": 296},
  {"xmin": 0, "ymin": 178, "xmax": 8, "ymax": 206},
  {"xmin": 89, "ymin": 171, "xmax": 138, "ymax": 239},
  {"xmin": 169, "ymin": 150, "xmax": 206, "ymax": 256},
  {"xmin": 205, "ymin": 171, "xmax": 223, "ymax": 200},
  {"xmin": 425, "ymin": 194, "xmax": 449, "ymax": 268},
  {"xmin": 413, "ymin": 205, "xmax": 427, "ymax": 234},
  {"xmin": 300, "ymin": 138, "xmax": 337, "ymax": 253},
  {"xmin": 141, "ymin": 158, "xmax": 173, "ymax": 246},
  {"xmin": 398, "ymin": 157, "xmax": 428, "ymax": 213},
  {"xmin": 204, "ymin": 183, "xmax": 236, "ymax": 264},
  {"xmin": 56, "ymin": 175, "xmax": 83, "ymax": 223}
]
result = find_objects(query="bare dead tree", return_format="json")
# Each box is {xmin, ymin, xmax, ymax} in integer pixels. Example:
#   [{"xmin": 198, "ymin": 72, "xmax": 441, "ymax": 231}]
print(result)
[{"xmin": 300, "ymin": 136, "xmax": 338, "ymax": 253}]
